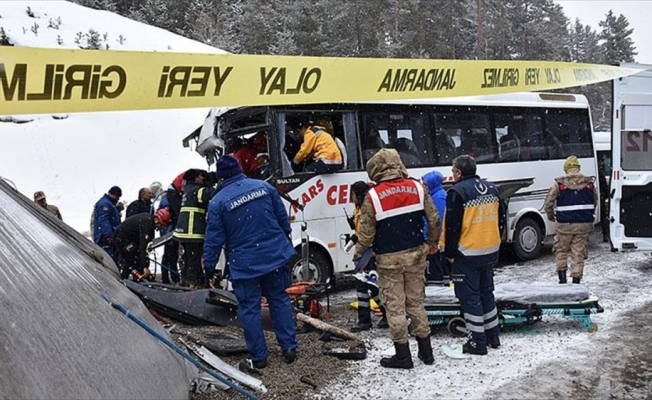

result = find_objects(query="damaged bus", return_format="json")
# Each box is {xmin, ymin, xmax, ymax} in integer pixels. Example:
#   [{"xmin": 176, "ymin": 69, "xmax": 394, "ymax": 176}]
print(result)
[{"xmin": 187, "ymin": 92, "xmax": 599, "ymax": 283}]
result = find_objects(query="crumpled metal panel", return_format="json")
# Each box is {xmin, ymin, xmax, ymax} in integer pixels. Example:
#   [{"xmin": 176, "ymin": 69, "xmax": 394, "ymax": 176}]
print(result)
[{"xmin": 0, "ymin": 179, "xmax": 195, "ymax": 400}]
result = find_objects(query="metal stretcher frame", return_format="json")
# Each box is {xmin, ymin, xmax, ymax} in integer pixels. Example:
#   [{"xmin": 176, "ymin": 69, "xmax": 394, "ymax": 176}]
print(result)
[{"xmin": 424, "ymin": 295, "xmax": 604, "ymax": 336}]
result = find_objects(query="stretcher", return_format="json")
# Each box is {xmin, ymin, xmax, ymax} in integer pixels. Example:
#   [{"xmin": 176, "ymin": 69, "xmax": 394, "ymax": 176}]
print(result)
[{"xmin": 423, "ymin": 283, "xmax": 604, "ymax": 336}]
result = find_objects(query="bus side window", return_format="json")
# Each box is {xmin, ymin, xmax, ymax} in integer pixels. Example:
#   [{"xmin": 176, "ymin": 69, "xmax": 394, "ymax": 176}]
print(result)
[
  {"xmin": 361, "ymin": 122, "xmax": 386, "ymax": 165},
  {"xmin": 435, "ymin": 130, "xmax": 457, "ymax": 165},
  {"xmin": 544, "ymin": 109, "xmax": 593, "ymax": 159},
  {"xmin": 499, "ymin": 131, "xmax": 521, "ymax": 161},
  {"xmin": 460, "ymin": 128, "xmax": 495, "ymax": 163},
  {"xmin": 390, "ymin": 136, "xmax": 420, "ymax": 167},
  {"xmin": 495, "ymin": 112, "xmax": 544, "ymax": 162}
]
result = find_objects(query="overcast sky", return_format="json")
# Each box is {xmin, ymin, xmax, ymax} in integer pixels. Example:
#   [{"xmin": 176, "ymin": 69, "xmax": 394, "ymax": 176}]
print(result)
[{"xmin": 555, "ymin": 0, "xmax": 652, "ymax": 64}]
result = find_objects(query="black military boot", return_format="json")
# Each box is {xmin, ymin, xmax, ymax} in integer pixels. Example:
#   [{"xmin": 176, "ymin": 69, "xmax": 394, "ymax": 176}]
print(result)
[
  {"xmin": 380, "ymin": 342, "xmax": 414, "ymax": 369},
  {"xmin": 282, "ymin": 348, "xmax": 297, "ymax": 364},
  {"xmin": 558, "ymin": 270, "xmax": 567, "ymax": 284},
  {"xmin": 572, "ymin": 277, "xmax": 581, "ymax": 284},
  {"xmin": 377, "ymin": 316, "xmax": 389, "ymax": 329},
  {"xmin": 487, "ymin": 336, "xmax": 501, "ymax": 349},
  {"xmin": 416, "ymin": 336, "xmax": 434, "ymax": 365},
  {"xmin": 462, "ymin": 340, "xmax": 488, "ymax": 356},
  {"xmin": 350, "ymin": 320, "xmax": 372, "ymax": 332}
]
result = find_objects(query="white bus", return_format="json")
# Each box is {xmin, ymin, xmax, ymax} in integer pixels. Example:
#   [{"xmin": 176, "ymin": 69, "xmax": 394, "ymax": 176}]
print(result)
[
  {"xmin": 610, "ymin": 64, "xmax": 652, "ymax": 252},
  {"xmin": 190, "ymin": 92, "xmax": 599, "ymax": 283}
]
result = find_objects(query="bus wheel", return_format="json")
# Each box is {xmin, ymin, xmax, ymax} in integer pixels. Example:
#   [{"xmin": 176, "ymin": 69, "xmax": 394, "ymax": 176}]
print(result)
[
  {"xmin": 512, "ymin": 217, "xmax": 543, "ymax": 261},
  {"xmin": 288, "ymin": 249, "xmax": 331, "ymax": 284}
]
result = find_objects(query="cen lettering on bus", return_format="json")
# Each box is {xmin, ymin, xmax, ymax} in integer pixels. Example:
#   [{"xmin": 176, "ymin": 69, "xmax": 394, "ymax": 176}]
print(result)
[{"xmin": 326, "ymin": 184, "xmax": 351, "ymax": 206}]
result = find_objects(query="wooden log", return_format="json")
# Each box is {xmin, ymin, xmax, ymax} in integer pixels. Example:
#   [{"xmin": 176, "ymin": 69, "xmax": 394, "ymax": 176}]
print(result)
[{"xmin": 295, "ymin": 312, "xmax": 358, "ymax": 341}]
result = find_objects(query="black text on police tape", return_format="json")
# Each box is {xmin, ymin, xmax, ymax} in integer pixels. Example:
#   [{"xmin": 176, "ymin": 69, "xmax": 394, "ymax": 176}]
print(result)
[
  {"xmin": 377, "ymin": 68, "xmax": 457, "ymax": 92},
  {"xmin": 157, "ymin": 66, "xmax": 233, "ymax": 98},
  {"xmin": 0, "ymin": 63, "xmax": 126, "ymax": 101},
  {"xmin": 259, "ymin": 67, "xmax": 321, "ymax": 95}
]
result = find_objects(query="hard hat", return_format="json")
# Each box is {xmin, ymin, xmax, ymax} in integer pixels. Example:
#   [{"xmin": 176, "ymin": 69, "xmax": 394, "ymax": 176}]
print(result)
[{"xmin": 154, "ymin": 208, "xmax": 172, "ymax": 227}]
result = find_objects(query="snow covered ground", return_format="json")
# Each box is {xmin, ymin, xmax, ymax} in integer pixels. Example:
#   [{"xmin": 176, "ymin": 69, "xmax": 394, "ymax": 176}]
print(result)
[
  {"xmin": 0, "ymin": 1, "xmax": 223, "ymax": 233},
  {"xmin": 324, "ymin": 235, "xmax": 652, "ymax": 399}
]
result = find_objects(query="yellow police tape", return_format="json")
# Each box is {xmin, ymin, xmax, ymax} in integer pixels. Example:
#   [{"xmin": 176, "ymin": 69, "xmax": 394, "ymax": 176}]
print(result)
[{"xmin": 0, "ymin": 46, "xmax": 645, "ymax": 114}]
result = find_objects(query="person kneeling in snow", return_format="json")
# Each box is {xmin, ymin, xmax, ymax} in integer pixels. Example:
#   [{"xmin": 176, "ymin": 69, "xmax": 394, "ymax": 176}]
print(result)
[
  {"xmin": 114, "ymin": 208, "xmax": 172, "ymax": 281},
  {"xmin": 203, "ymin": 155, "xmax": 298, "ymax": 370}
]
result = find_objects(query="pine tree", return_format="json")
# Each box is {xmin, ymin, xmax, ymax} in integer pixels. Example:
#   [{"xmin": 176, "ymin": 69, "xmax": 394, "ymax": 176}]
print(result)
[
  {"xmin": 0, "ymin": 27, "xmax": 13, "ymax": 46},
  {"xmin": 85, "ymin": 29, "xmax": 102, "ymax": 49},
  {"xmin": 569, "ymin": 19, "xmax": 601, "ymax": 63},
  {"xmin": 599, "ymin": 10, "xmax": 637, "ymax": 64},
  {"xmin": 184, "ymin": 0, "xmax": 242, "ymax": 52},
  {"xmin": 70, "ymin": 0, "xmax": 118, "ymax": 12},
  {"xmin": 128, "ymin": 0, "xmax": 175, "ymax": 32}
]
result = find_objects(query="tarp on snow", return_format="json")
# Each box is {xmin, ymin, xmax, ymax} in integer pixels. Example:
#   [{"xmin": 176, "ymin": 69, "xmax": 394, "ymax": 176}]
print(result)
[
  {"xmin": 0, "ymin": 178, "xmax": 196, "ymax": 400},
  {"xmin": 425, "ymin": 283, "xmax": 592, "ymax": 304}
]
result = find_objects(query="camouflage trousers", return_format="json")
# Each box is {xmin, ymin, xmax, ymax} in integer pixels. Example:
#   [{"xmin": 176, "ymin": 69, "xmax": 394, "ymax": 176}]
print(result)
[
  {"xmin": 554, "ymin": 222, "xmax": 593, "ymax": 279},
  {"xmin": 376, "ymin": 244, "xmax": 431, "ymax": 343}
]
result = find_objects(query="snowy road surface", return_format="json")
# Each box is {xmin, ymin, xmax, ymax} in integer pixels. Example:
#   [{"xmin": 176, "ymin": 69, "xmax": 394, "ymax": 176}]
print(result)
[{"xmin": 323, "ymin": 233, "xmax": 652, "ymax": 399}]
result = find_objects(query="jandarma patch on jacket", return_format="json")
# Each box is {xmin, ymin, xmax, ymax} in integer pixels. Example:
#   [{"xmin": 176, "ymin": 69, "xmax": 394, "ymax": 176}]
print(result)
[
  {"xmin": 376, "ymin": 185, "xmax": 418, "ymax": 200},
  {"xmin": 228, "ymin": 189, "xmax": 268, "ymax": 210}
]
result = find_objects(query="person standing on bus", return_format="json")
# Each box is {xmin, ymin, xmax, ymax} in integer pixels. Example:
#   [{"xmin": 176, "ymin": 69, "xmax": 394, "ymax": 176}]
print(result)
[
  {"xmin": 441, "ymin": 155, "xmax": 503, "ymax": 356},
  {"xmin": 354, "ymin": 148, "xmax": 440, "ymax": 369},
  {"xmin": 349, "ymin": 181, "xmax": 389, "ymax": 332},
  {"xmin": 292, "ymin": 120, "xmax": 343, "ymax": 173},
  {"xmin": 203, "ymin": 155, "xmax": 298, "ymax": 370},
  {"xmin": 421, "ymin": 171, "xmax": 449, "ymax": 285},
  {"xmin": 544, "ymin": 156, "xmax": 597, "ymax": 284}
]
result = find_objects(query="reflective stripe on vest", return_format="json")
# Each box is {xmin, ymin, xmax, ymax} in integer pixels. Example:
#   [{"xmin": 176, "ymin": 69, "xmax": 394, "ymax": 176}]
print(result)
[
  {"xmin": 556, "ymin": 204, "xmax": 594, "ymax": 211},
  {"xmin": 179, "ymin": 207, "xmax": 206, "ymax": 214}
]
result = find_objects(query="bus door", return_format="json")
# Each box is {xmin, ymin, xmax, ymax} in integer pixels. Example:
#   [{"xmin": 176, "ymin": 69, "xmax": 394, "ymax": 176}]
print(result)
[
  {"xmin": 275, "ymin": 110, "xmax": 364, "ymax": 278},
  {"xmin": 611, "ymin": 128, "xmax": 652, "ymax": 251},
  {"xmin": 611, "ymin": 66, "xmax": 652, "ymax": 252}
]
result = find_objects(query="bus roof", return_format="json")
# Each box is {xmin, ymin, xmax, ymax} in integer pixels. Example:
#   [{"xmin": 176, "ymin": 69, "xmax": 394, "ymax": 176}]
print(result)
[
  {"xmin": 208, "ymin": 92, "xmax": 589, "ymax": 120},
  {"xmin": 358, "ymin": 92, "xmax": 589, "ymax": 108}
]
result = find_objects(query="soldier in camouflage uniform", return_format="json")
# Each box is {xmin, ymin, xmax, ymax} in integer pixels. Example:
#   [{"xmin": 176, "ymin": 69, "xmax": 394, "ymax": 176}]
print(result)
[
  {"xmin": 544, "ymin": 156, "xmax": 597, "ymax": 284},
  {"xmin": 354, "ymin": 148, "xmax": 441, "ymax": 369}
]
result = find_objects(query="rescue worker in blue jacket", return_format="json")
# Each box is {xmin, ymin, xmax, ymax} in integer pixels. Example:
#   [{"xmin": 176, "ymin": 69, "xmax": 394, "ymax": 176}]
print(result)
[
  {"xmin": 441, "ymin": 155, "xmax": 504, "ymax": 355},
  {"xmin": 173, "ymin": 169, "xmax": 214, "ymax": 289},
  {"xmin": 203, "ymin": 155, "xmax": 298, "ymax": 369},
  {"xmin": 544, "ymin": 155, "xmax": 597, "ymax": 284},
  {"xmin": 421, "ymin": 170, "xmax": 449, "ymax": 285},
  {"xmin": 93, "ymin": 186, "xmax": 123, "ymax": 260}
]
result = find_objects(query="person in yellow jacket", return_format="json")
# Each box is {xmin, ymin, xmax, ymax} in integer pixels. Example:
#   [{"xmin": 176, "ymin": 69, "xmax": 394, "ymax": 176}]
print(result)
[{"xmin": 292, "ymin": 119, "xmax": 343, "ymax": 173}]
